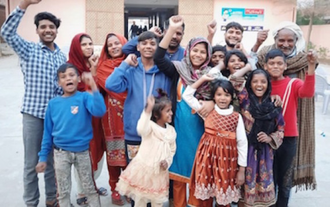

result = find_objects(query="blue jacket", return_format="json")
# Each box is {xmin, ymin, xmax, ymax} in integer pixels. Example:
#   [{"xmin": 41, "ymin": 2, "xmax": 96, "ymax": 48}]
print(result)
[
  {"xmin": 106, "ymin": 58, "xmax": 171, "ymax": 142},
  {"xmin": 122, "ymin": 36, "xmax": 185, "ymax": 61},
  {"xmin": 38, "ymin": 91, "xmax": 106, "ymax": 162}
]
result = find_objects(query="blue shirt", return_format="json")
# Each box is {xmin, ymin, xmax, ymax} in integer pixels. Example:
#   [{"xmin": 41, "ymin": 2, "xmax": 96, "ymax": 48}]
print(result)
[
  {"xmin": 122, "ymin": 36, "xmax": 185, "ymax": 61},
  {"xmin": 38, "ymin": 91, "xmax": 106, "ymax": 162},
  {"xmin": 1, "ymin": 7, "xmax": 67, "ymax": 119},
  {"xmin": 105, "ymin": 59, "xmax": 171, "ymax": 142}
]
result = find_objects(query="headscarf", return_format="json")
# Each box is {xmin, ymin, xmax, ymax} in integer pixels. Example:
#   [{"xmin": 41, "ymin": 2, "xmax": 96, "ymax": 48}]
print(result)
[
  {"xmin": 96, "ymin": 33, "xmax": 127, "ymax": 91},
  {"xmin": 272, "ymin": 21, "xmax": 305, "ymax": 54},
  {"xmin": 246, "ymin": 69, "xmax": 282, "ymax": 151},
  {"xmin": 173, "ymin": 37, "xmax": 213, "ymax": 99},
  {"xmin": 67, "ymin": 33, "xmax": 93, "ymax": 91}
]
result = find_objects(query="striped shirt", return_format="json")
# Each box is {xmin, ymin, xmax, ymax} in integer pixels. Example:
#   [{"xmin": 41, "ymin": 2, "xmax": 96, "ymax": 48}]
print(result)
[{"xmin": 1, "ymin": 7, "xmax": 66, "ymax": 119}]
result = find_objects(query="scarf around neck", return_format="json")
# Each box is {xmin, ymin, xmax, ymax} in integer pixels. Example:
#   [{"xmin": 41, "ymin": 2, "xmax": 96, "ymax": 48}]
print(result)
[
  {"xmin": 173, "ymin": 37, "xmax": 213, "ymax": 100},
  {"xmin": 246, "ymin": 69, "xmax": 282, "ymax": 151}
]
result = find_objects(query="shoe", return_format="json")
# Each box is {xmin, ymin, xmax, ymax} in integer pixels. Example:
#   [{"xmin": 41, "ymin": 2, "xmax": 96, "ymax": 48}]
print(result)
[
  {"xmin": 97, "ymin": 187, "xmax": 108, "ymax": 196},
  {"xmin": 111, "ymin": 191, "xmax": 124, "ymax": 206}
]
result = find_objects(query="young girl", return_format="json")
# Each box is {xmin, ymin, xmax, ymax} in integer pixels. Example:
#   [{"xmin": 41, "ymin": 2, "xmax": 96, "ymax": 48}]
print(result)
[
  {"xmin": 184, "ymin": 77, "xmax": 248, "ymax": 207},
  {"xmin": 237, "ymin": 69, "xmax": 284, "ymax": 207},
  {"xmin": 116, "ymin": 89, "xmax": 177, "ymax": 207}
]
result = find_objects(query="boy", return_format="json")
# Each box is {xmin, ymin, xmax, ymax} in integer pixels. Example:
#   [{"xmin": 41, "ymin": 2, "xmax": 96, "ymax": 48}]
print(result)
[
  {"xmin": 264, "ymin": 49, "xmax": 317, "ymax": 207},
  {"xmin": 36, "ymin": 63, "xmax": 106, "ymax": 207},
  {"xmin": 106, "ymin": 31, "xmax": 171, "ymax": 207}
]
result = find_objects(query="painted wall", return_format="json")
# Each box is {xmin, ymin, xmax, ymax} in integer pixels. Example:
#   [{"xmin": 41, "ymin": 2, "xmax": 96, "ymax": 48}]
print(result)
[
  {"xmin": 300, "ymin": 25, "xmax": 330, "ymax": 58},
  {"xmin": 7, "ymin": 0, "xmax": 85, "ymax": 53},
  {"xmin": 213, "ymin": 0, "xmax": 296, "ymax": 51}
]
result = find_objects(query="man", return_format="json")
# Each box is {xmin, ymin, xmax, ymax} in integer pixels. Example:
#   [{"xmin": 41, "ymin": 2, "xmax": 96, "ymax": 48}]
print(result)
[
  {"xmin": 1, "ymin": 0, "xmax": 66, "ymax": 206},
  {"xmin": 122, "ymin": 19, "xmax": 185, "ymax": 61},
  {"xmin": 129, "ymin": 21, "xmax": 139, "ymax": 39},
  {"xmin": 253, "ymin": 21, "xmax": 317, "ymax": 207},
  {"xmin": 223, "ymin": 21, "xmax": 244, "ymax": 51}
]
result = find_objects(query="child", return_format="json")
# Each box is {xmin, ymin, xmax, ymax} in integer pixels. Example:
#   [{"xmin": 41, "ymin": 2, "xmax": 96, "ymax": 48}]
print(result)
[
  {"xmin": 237, "ymin": 69, "xmax": 284, "ymax": 207},
  {"xmin": 35, "ymin": 63, "xmax": 106, "ymax": 207},
  {"xmin": 210, "ymin": 45, "xmax": 226, "ymax": 67},
  {"xmin": 184, "ymin": 77, "xmax": 248, "ymax": 206},
  {"xmin": 116, "ymin": 90, "xmax": 177, "ymax": 207},
  {"xmin": 263, "ymin": 49, "xmax": 317, "ymax": 207}
]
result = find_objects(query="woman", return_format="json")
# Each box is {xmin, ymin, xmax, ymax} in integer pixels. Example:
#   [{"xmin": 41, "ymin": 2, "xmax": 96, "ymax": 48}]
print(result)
[
  {"xmin": 67, "ymin": 33, "xmax": 107, "ymax": 206},
  {"xmin": 154, "ymin": 16, "xmax": 215, "ymax": 207},
  {"xmin": 96, "ymin": 33, "xmax": 129, "ymax": 206}
]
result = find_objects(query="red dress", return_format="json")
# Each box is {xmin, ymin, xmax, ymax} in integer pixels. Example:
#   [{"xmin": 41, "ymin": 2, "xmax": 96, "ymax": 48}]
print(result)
[{"xmin": 190, "ymin": 109, "xmax": 241, "ymax": 205}]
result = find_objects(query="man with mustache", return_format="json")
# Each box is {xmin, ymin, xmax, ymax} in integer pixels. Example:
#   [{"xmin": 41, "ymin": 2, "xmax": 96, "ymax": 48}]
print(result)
[
  {"xmin": 1, "ymin": 0, "xmax": 66, "ymax": 206},
  {"xmin": 122, "ymin": 20, "xmax": 185, "ymax": 61},
  {"xmin": 253, "ymin": 21, "xmax": 317, "ymax": 207}
]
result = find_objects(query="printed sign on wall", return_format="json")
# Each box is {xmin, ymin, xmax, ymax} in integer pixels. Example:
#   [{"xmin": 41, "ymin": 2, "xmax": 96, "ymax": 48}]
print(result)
[{"xmin": 221, "ymin": 8, "xmax": 264, "ymax": 32}]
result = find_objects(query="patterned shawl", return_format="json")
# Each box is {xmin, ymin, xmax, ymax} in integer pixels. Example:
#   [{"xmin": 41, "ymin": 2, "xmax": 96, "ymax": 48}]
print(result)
[
  {"xmin": 67, "ymin": 33, "xmax": 92, "ymax": 91},
  {"xmin": 246, "ymin": 69, "xmax": 282, "ymax": 151},
  {"xmin": 257, "ymin": 44, "xmax": 316, "ymax": 191},
  {"xmin": 173, "ymin": 37, "xmax": 213, "ymax": 100}
]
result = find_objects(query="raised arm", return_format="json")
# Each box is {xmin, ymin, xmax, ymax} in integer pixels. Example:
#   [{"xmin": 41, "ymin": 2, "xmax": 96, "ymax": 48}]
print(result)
[
  {"xmin": 251, "ymin": 29, "xmax": 269, "ymax": 53},
  {"xmin": 105, "ymin": 54, "xmax": 136, "ymax": 93},
  {"xmin": 0, "ymin": 0, "xmax": 40, "ymax": 60},
  {"xmin": 122, "ymin": 36, "xmax": 140, "ymax": 57},
  {"xmin": 297, "ymin": 50, "xmax": 317, "ymax": 98},
  {"xmin": 182, "ymin": 75, "xmax": 214, "ymax": 112},
  {"xmin": 136, "ymin": 96, "xmax": 154, "ymax": 136},
  {"xmin": 82, "ymin": 72, "xmax": 106, "ymax": 117},
  {"xmin": 207, "ymin": 20, "xmax": 217, "ymax": 45}
]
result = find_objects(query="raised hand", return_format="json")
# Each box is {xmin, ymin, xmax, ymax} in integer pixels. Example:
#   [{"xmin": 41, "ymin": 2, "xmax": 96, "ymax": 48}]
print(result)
[
  {"xmin": 35, "ymin": 162, "xmax": 47, "ymax": 173},
  {"xmin": 124, "ymin": 54, "xmax": 138, "ymax": 67},
  {"xmin": 169, "ymin": 15, "xmax": 184, "ymax": 30},
  {"xmin": 20, "ymin": 0, "xmax": 42, "ymax": 10},
  {"xmin": 307, "ymin": 50, "xmax": 318, "ymax": 65},
  {"xmin": 81, "ymin": 72, "xmax": 97, "ymax": 91},
  {"xmin": 88, "ymin": 54, "xmax": 99, "ymax": 75},
  {"xmin": 207, "ymin": 20, "xmax": 217, "ymax": 36},
  {"xmin": 149, "ymin": 26, "xmax": 163, "ymax": 38},
  {"xmin": 145, "ymin": 96, "xmax": 155, "ymax": 114},
  {"xmin": 256, "ymin": 29, "xmax": 269, "ymax": 45}
]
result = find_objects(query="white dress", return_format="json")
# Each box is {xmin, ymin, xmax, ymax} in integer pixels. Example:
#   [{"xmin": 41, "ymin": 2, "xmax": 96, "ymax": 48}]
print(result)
[{"xmin": 116, "ymin": 110, "xmax": 177, "ymax": 204}]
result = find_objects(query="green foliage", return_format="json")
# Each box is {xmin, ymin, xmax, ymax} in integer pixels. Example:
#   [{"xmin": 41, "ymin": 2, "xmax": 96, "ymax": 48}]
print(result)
[
  {"xmin": 317, "ymin": 46, "xmax": 330, "ymax": 59},
  {"xmin": 296, "ymin": 10, "xmax": 328, "ymax": 25}
]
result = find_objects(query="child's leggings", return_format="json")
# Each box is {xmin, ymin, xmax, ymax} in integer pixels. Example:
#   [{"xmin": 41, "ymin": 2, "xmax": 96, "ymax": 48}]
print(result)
[{"xmin": 134, "ymin": 198, "xmax": 162, "ymax": 207}]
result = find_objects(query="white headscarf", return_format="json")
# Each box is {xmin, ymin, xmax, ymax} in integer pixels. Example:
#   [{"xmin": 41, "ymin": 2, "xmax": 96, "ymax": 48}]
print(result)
[{"xmin": 272, "ymin": 21, "xmax": 305, "ymax": 53}]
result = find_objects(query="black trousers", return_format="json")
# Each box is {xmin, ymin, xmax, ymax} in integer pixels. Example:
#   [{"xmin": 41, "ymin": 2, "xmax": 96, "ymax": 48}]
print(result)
[{"xmin": 273, "ymin": 137, "xmax": 297, "ymax": 207}]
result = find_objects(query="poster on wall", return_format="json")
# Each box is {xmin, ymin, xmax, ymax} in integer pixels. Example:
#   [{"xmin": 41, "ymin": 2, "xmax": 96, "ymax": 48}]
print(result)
[{"xmin": 221, "ymin": 8, "xmax": 264, "ymax": 32}]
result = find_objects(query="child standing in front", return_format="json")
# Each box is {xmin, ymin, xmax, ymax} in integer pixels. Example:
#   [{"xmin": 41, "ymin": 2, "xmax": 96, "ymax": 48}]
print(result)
[
  {"xmin": 35, "ymin": 63, "xmax": 106, "ymax": 207},
  {"xmin": 183, "ymin": 77, "xmax": 248, "ymax": 207},
  {"xmin": 116, "ymin": 90, "xmax": 177, "ymax": 207}
]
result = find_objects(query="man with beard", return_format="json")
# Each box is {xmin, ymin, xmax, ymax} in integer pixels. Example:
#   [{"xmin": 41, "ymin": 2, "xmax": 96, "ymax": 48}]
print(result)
[
  {"xmin": 122, "ymin": 19, "xmax": 185, "ymax": 61},
  {"xmin": 1, "ymin": 0, "xmax": 66, "ymax": 206},
  {"xmin": 252, "ymin": 21, "xmax": 317, "ymax": 207}
]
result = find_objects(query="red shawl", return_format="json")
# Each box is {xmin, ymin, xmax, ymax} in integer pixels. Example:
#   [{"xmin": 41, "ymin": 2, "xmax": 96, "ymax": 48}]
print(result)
[
  {"xmin": 96, "ymin": 33, "xmax": 128, "ymax": 167},
  {"xmin": 67, "ymin": 33, "xmax": 92, "ymax": 91}
]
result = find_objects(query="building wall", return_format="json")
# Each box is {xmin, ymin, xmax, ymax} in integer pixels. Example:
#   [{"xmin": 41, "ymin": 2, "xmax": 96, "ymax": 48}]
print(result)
[
  {"xmin": 86, "ymin": 0, "xmax": 124, "ymax": 45},
  {"xmin": 300, "ymin": 25, "xmax": 330, "ymax": 58},
  {"xmin": 178, "ymin": 0, "xmax": 214, "ymax": 47},
  {"xmin": 6, "ymin": 0, "xmax": 85, "ymax": 50},
  {"xmin": 213, "ymin": 0, "xmax": 296, "ymax": 51}
]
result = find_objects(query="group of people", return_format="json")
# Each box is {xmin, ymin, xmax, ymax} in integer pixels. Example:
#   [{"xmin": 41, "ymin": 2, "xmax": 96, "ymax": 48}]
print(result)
[{"xmin": 1, "ymin": 0, "xmax": 317, "ymax": 207}]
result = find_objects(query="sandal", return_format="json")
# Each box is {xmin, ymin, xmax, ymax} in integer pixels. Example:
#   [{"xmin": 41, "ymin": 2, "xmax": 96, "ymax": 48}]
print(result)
[
  {"xmin": 111, "ymin": 191, "xmax": 124, "ymax": 206},
  {"xmin": 97, "ymin": 187, "xmax": 108, "ymax": 196},
  {"xmin": 125, "ymin": 196, "xmax": 131, "ymax": 204},
  {"xmin": 46, "ymin": 199, "xmax": 58, "ymax": 207},
  {"xmin": 77, "ymin": 196, "xmax": 88, "ymax": 206}
]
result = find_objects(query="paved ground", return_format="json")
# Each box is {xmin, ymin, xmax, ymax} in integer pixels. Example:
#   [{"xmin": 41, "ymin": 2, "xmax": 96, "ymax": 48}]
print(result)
[{"xmin": 0, "ymin": 54, "xmax": 330, "ymax": 207}]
